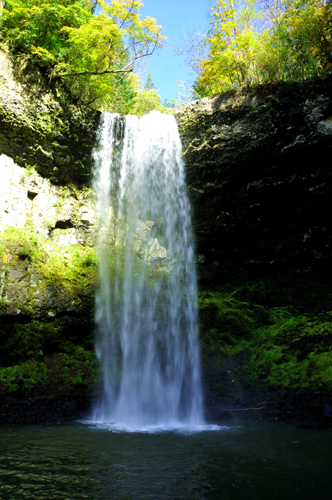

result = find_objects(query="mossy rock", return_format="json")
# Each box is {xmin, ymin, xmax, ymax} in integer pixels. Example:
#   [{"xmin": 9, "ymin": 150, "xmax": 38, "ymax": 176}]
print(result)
[{"xmin": 199, "ymin": 276, "xmax": 332, "ymax": 406}]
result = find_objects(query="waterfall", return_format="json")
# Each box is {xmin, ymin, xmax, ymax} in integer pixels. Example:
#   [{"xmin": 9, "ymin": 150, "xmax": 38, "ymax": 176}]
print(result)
[{"xmin": 92, "ymin": 111, "xmax": 204, "ymax": 430}]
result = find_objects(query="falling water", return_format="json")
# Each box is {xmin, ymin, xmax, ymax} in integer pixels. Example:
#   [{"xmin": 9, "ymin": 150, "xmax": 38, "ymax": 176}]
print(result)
[{"xmin": 92, "ymin": 111, "xmax": 204, "ymax": 430}]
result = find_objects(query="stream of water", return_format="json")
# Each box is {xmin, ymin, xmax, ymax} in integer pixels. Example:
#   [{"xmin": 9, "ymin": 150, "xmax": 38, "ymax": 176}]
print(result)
[{"xmin": 91, "ymin": 111, "xmax": 203, "ymax": 429}]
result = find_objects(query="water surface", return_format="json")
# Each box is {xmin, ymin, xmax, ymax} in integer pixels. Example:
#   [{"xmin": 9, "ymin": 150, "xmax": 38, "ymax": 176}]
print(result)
[{"xmin": 1, "ymin": 421, "xmax": 331, "ymax": 499}]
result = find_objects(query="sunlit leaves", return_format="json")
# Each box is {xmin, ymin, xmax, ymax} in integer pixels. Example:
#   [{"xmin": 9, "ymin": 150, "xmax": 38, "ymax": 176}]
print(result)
[
  {"xmin": 194, "ymin": 0, "xmax": 332, "ymax": 98},
  {"xmin": 195, "ymin": 1, "xmax": 262, "ymax": 95},
  {"xmin": 132, "ymin": 88, "xmax": 165, "ymax": 116},
  {"xmin": 0, "ymin": 0, "xmax": 165, "ymax": 112},
  {"xmin": 1, "ymin": 1, "xmax": 91, "ymax": 57}
]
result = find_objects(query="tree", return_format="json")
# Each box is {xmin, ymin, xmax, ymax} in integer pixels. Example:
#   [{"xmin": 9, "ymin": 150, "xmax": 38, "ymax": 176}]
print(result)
[
  {"xmin": 0, "ymin": 0, "xmax": 164, "ymax": 110},
  {"xmin": 259, "ymin": 0, "xmax": 286, "ymax": 26},
  {"xmin": 194, "ymin": 0, "xmax": 261, "ymax": 96},
  {"xmin": 144, "ymin": 72, "xmax": 155, "ymax": 90},
  {"xmin": 55, "ymin": 1, "xmax": 164, "ymax": 79},
  {"xmin": 259, "ymin": 0, "xmax": 332, "ymax": 81},
  {"xmin": 193, "ymin": 0, "xmax": 332, "ymax": 97},
  {"xmin": 0, "ymin": 1, "xmax": 91, "ymax": 64},
  {"xmin": 127, "ymin": 72, "xmax": 165, "ymax": 116},
  {"xmin": 131, "ymin": 88, "xmax": 165, "ymax": 116}
]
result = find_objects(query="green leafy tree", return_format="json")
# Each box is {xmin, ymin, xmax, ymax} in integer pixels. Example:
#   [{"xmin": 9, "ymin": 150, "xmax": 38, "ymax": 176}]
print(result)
[
  {"xmin": 194, "ymin": 0, "xmax": 262, "ymax": 96},
  {"xmin": 258, "ymin": 0, "xmax": 286, "ymax": 26},
  {"xmin": 0, "ymin": 0, "xmax": 164, "ymax": 111},
  {"xmin": 0, "ymin": 0, "xmax": 91, "ymax": 65},
  {"xmin": 131, "ymin": 88, "xmax": 165, "ymax": 116},
  {"xmin": 129, "ymin": 73, "xmax": 165, "ymax": 116},
  {"xmin": 144, "ymin": 72, "xmax": 155, "ymax": 90},
  {"xmin": 259, "ymin": 0, "xmax": 332, "ymax": 81},
  {"xmin": 194, "ymin": 0, "xmax": 332, "ymax": 97},
  {"xmin": 56, "ymin": 1, "xmax": 163, "ymax": 79}
]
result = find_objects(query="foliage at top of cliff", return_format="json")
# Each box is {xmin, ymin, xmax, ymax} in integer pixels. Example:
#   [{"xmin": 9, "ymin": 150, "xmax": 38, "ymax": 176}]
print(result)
[
  {"xmin": 193, "ymin": 0, "xmax": 332, "ymax": 97},
  {"xmin": 0, "ymin": 0, "xmax": 165, "ymax": 114}
]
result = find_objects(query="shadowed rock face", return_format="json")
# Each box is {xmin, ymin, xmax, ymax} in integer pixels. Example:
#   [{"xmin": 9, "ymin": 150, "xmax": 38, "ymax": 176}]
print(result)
[
  {"xmin": 0, "ymin": 48, "xmax": 99, "ymax": 186},
  {"xmin": 177, "ymin": 77, "xmax": 332, "ymax": 283},
  {"xmin": 176, "ymin": 79, "xmax": 332, "ymax": 426},
  {"xmin": 1, "ymin": 52, "xmax": 332, "ymax": 424}
]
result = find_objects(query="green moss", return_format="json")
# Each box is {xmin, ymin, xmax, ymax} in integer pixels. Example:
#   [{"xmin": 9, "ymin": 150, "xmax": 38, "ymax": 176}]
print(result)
[
  {"xmin": 0, "ymin": 322, "xmax": 41, "ymax": 365},
  {"xmin": 247, "ymin": 314, "xmax": 332, "ymax": 390},
  {"xmin": 199, "ymin": 278, "xmax": 332, "ymax": 397},
  {"xmin": 0, "ymin": 225, "xmax": 99, "ymax": 395},
  {"xmin": 199, "ymin": 290, "xmax": 269, "ymax": 355},
  {"xmin": 44, "ymin": 347, "xmax": 97, "ymax": 391},
  {"xmin": 0, "ymin": 360, "xmax": 48, "ymax": 393},
  {"xmin": 1, "ymin": 226, "xmax": 41, "ymax": 259},
  {"xmin": 0, "ymin": 346, "xmax": 97, "ymax": 395},
  {"xmin": 40, "ymin": 245, "xmax": 97, "ymax": 295},
  {"xmin": 1, "ymin": 226, "xmax": 97, "ymax": 298}
]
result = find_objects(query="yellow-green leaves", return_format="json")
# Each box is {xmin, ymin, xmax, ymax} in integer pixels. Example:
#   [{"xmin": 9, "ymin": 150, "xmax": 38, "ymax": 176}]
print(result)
[
  {"xmin": 58, "ymin": 1, "xmax": 164, "ymax": 78},
  {"xmin": 59, "ymin": 14, "xmax": 125, "ymax": 76},
  {"xmin": 54, "ymin": 1, "xmax": 164, "ymax": 110},
  {"xmin": 132, "ymin": 88, "xmax": 165, "ymax": 117},
  {"xmin": 0, "ymin": 1, "xmax": 92, "ymax": 61},
  {"xmin": 194, "ymin": 0, "xmax": 332, "ymax": 98},
  {"xmin": 195, "ymin": 1, "xmax": 261, "ymax": 96},
  {"xmin": 0, "ymin": 1, "xmax": 164, "ymax": 112}
]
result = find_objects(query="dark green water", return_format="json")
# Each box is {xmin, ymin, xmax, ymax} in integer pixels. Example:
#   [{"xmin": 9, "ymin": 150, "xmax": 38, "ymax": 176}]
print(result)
[{"xmin": 0, "ymin": 421, "xmax": 331, "ymax": 500}]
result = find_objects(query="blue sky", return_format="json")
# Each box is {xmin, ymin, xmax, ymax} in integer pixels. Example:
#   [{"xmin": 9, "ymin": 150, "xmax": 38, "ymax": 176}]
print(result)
[{"xmin": 139, "ymin": 0, "xmax": 210, "ymax": 103}]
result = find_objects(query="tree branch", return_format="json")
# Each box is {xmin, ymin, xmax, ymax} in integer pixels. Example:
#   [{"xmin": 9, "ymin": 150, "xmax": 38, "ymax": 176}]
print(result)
[
  {"xmin": 57, "ymin": 67, "xmax": 133, "ymax": 77},
  {"xmin": 91, "ymin": 0, "xmax": 99, "ymax": 13},
  {"xmin": 119, "ymin": 0, "xmax": 137, "ymax": 30}
]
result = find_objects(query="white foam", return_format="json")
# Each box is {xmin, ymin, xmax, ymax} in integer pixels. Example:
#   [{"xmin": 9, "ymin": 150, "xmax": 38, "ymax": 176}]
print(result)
[{"xmin": 80, "ymin": 418, "xmax": 230, "ymax": 434}]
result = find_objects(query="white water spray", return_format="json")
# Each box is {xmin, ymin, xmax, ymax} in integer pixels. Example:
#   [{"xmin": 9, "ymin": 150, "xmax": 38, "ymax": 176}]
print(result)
[{"xmin": 92, "ymin": 111, "xmax": 204, "ymax": 430}]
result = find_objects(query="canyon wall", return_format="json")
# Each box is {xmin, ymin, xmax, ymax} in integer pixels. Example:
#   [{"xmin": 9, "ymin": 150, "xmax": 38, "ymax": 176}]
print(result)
[
  {"xmin": 1, "ymin": 44, "xmax": 332, "ymax": 425},
  {"xmin": 177, "ymin": 77, "xmax": 332, "ymax": 282},
  {"xmin": 177, "ymin": 78, "xmax": 332, "ymax": 426}
]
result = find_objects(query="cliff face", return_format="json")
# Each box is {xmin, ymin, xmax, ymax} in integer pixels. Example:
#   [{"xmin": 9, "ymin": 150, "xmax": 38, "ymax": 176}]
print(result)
[
  {"xmin": 177, "ymin": 78, "xmax": 332, "ymax": 426},
  {"xmin": 0, "ymin": 50, "xmax": 98, "ymax": 322},
  {"xmin": 0, "ymin": 50, "xmax": 99, "ymax": 422},
  {"xmin": 1, "ymin": 45, "xmax": 332, "ymax": 425},
  {"xmin": 177, "ymin": 77, "xmax": 332, "ymax": 282},
  {"xmin": 0, "ymin": 47, "xmax": 99, "ymax": 186}
]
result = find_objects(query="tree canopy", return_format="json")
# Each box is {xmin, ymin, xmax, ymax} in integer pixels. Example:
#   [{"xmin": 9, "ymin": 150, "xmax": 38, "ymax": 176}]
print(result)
[
  {"xmin": 0, "ymin": 0, "xmax": 165, "ymax": 113},
  {"xmin": 1, "ymin": 0, "xmax": 331, "ymax": 109},
  {"xmin": 194, "ymin": 0, "xmax": 332, "ymax": 97}
]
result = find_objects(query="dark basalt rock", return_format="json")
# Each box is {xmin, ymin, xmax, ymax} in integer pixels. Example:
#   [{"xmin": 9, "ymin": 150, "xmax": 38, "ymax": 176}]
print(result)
[
  {"xmin": 177, "ymin": 77, "xmax": 332, "ymax": 283},
  {"xmin": 177, "ymin": 78, "xmax": 332, "ymax": 425}
]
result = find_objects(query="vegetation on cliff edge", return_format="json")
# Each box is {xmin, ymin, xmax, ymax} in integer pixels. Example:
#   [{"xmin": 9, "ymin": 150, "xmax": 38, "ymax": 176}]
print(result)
[
  {"xmin": 192, "ymin": 0, "xmax": 332, "ymax": 98},
  {"xmin": 0, "ymin": 226, "xmax": 98, "ymax": 395},
  {"xmin": 0, "ymin": 0, "xmax": 165, "ymax": 114}
]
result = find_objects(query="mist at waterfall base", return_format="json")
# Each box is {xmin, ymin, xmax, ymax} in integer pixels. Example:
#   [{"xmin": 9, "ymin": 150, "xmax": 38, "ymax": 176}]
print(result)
[{"xmin": 90, "ymin": 110, "xmax": 209, "ymax": 432}]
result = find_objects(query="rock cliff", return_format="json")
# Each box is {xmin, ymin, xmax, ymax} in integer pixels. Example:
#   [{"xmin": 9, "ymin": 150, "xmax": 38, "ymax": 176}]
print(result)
[
  {"xmin": 177, "ymin": 77, "xmax": 332, "ymax": 426},
  {"xmin": 1, "ymin": 42, "xmax": 332, "ymax": 425},
  {"xmin": 177, "ymin": 77, "xmax": 332, "ymax": 281},
  {"xmin": 0, "ymin": 47, "xmax": 99, "ymax": 186},
  {"xmin": 0, "ymin": 49, "xmax": 99, "ymax": 422}
]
